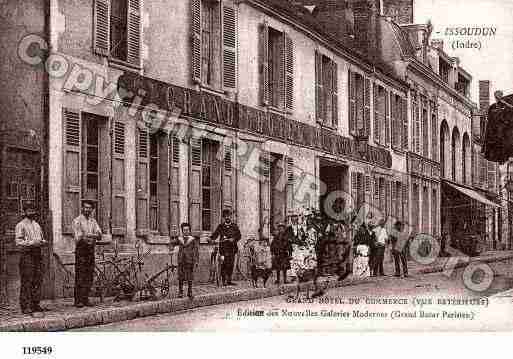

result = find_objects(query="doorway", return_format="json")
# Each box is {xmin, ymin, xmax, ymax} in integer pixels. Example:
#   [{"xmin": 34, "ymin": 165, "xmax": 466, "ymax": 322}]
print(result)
[{"xmin": 319, "ymin": 158, "xmax": 349, "ymax": 220}]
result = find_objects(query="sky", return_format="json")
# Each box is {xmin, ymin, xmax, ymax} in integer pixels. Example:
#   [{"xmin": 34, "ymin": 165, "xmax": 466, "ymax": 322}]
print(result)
[{"xmin": 414, "ymin": 0, "xmax": 513, "ymax": 104}]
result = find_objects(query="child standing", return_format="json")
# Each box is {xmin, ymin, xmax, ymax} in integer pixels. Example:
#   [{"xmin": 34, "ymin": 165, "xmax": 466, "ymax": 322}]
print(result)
[
  {"xmin": 249, "ymin": 235, "xmax": 272, "ymax": 288},
  {"xmin": 177, "ymin": 222, "xmax": 199, "ymax": 299}
]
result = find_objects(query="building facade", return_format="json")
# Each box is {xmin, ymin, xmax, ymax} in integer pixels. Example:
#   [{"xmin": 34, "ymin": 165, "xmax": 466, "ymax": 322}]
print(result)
[{"xmin": 0, "ymin": 0, "xmax": 503, "ymax": 302}]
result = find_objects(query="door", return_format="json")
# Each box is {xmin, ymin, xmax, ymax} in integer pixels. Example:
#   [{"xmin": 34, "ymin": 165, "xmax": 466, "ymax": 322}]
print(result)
[{"xmin": 1, "ymin": 147, "xmax": 40, "ymax": 305}]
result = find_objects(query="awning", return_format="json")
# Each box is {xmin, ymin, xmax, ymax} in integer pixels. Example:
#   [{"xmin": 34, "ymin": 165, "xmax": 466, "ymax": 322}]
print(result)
[{"xmin": 445, "ymin": 182, "xmax": 501, "ymax": 208}]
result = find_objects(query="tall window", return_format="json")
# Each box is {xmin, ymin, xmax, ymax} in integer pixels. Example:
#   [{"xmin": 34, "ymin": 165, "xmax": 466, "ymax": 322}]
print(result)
[
  {"xmin": 149, "ymin": 134, "xmax": 159, "ymax": 232},
  {"xmin": 268, "ymin": 28, "xmax": 283, "ymax": 108},
  {"xmin": 422, "ymin": 102, "xmax": 429, "ymax": 158},
  {"xmin": 201, "ymin": 0, "xmax": 220, "ymax": 87},
  {"xmin": 315, "ymin": 52, "xmax": 338, "ymax": 127},
  {"xmin": 348, "ymin": 71, "xmax": 368, "ymax": 136},
  {"xmin": 110, "ymin": 0, "xmax": 128, "ymax": 61},
  {"xmin": 201, "ymin": 139, "xmax": 219, "ymax": 232},
  {"xmin": 432, "ymin": 187, "xmax": 438, "ymax": 235},
  {"xmin": 412, "ymin": 93, "xmax": 420, "ymax": 154},
  {"xmin": 83, "ymin": 116, "xmax": 100, "ymax": 204}
]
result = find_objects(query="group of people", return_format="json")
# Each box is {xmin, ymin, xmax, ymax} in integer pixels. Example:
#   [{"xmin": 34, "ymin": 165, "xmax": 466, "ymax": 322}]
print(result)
[
  {"xmin": 353, "ymin": 215, "xmax": 410, "ymax": 279},
  {"xmin": 14, "ymin": 200, "xmax": 411, "ymax": 315}
]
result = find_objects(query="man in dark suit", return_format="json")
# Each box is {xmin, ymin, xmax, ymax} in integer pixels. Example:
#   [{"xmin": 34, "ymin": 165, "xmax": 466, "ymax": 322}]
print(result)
[{"xmin": 211, "ymin": 209, "xmax": 241, "ymax": 286}]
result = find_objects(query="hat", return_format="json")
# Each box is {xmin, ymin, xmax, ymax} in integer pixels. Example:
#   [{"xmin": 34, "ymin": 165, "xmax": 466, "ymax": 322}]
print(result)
[
  {"xmin": 222, "ymin": 209, "xmax": 232, "ymax": 217},
  {"xmin": 276, "ymin": 221, "xmax": 286, "ymax": 228},
  {"xmin": 22, "ymin": 201, "xmax": 36, "ymax": 212}
]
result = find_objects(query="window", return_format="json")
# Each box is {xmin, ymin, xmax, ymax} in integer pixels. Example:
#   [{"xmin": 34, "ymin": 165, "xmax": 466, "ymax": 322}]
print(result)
[
  {"xmin": 83, "ymin": 117, "xmax": 100, "ymax": 203},
  {"xmin": 348, "ymin": 71, "xmax": 369, "ymax": 136},
  {"xmin": 149, "ymin": 133, "xmax": 159, "ymax": 232},
  {"xmin": 412, "ymin": 183, "xmax": 420, "ymax": 233},
  {"xmin": 192, "ymin": 0, "xmax": 237, "ymax": 91},
  {"xmin": 422, "ymin": 101, "xmax": 429, "ymax": 158},
  {"xmin": 373, "ymin": 85, "xmax": 387, "ymax": 145},
  {"xmin": 422, "ymin": 186, "xmax": 429, "ymax": 233},
  {"xmin": 268, "ymin": 28, "xmax": 282, "ymax": 108},
  {"xmin": 93, "ymin": 0, "xmax": 141, "ymax": 66},
  {"xmin": 439, "ymin": 59, "xmax": 450, "ymax": 83},
  {"xmin": 201, "ymin": 139, "xmax": 216, "ymax": 232},
  {"xmin": 412, "ymin": 93, "xmax": 420, "ymax": 154},
  {"xmin": 432, "ymin": 187, "xmax": 438, "ymax": 235},
  {"xmin": 431, "ymin": 109, "xmax": 438, "ymax": 162},
  {"xmin": 315, "ymin": 52, "xmax": 338, "ymax": 127}
]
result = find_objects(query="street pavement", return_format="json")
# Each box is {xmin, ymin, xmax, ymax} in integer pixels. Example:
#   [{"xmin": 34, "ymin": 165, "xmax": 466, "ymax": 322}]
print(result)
[{"xmin": 76, "ymin": 259, "xmax": 513, "ymax": 331}]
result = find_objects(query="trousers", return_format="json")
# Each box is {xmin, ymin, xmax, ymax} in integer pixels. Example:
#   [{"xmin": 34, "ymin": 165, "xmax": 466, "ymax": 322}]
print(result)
[
  {"xmin": 372, "ymin": 245, "xmax": 385, "ymax": 276},
  {"xmin": 74, "ymin": 241, "xmax": 95, "ymax": 304},
  {"xmin": 221, "ymin": 254, "xmax": 235, "ymax": 283},
  {"xmin": 19, "ymin": 248, "xmax": 43, "ymax": 311},
  {"xmin": 392, "ymin": 249, "xmax": 408, "ymax": 276}
]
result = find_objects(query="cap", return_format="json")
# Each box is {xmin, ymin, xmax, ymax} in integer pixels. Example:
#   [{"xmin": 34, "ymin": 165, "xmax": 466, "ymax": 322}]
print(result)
[{"xmin": 22, "ymin": 201, "xmax": 36, "ymax": 212}]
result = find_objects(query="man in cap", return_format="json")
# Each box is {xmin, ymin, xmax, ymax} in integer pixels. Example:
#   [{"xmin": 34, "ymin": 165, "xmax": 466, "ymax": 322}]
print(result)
[
  {"xmin": 72, "ymin": 200, "xmax": 102, "ymax": 307},
  {"xmin": 211, "ymin": 209, "xmax": 241, "ymax": 286},
  {"xmin": 15, "ymin": 201, "xmax": 47, "ymax": 314},
  {"xmin": 271, "ymin": 222, "xmax": 293, "ymax": 285}
]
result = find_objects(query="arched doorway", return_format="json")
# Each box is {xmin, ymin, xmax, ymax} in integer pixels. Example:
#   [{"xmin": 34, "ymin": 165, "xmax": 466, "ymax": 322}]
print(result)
[
  {"xmin": 452, "ymin": 127, "xmax": 461, "ymax": 182},
  {"xmin": 462, "ymin": 133, "xmax": 471, "ymax": 184},
  {"xmin": 440, "ymin": 121, "xmax": 450, "ymax": 179}
]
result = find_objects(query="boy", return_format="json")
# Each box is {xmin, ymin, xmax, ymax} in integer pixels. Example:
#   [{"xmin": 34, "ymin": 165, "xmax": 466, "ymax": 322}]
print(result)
[
  {"xmin": 177, "ymin": 223, "xmax": 199, "ymax": 298},
  {"xmin": 249, "ymin": 235, "xmax": 272, "ymax": 288}
]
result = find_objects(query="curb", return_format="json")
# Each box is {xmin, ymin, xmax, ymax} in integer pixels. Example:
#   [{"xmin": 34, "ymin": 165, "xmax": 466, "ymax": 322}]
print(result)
[{"xmin": 2, "ymin": 253, "xmax": 512, "ymax": 332}]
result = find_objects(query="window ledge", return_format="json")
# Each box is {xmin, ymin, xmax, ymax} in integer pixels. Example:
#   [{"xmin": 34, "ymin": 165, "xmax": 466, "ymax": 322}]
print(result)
[
  {"xmin": 267, "ymin": 106, "xmax": 290, "ymax": 116},
  {"xmin": 146, "ymin": 234, "xmax": 171, "ymax": 245},
  {"xmin": 200, "ymin": 84, "xmax": 226, "ymax": 97},
  {"xmin": 108, "ymin": 58, "xmax": 141, "ymax": 73}
]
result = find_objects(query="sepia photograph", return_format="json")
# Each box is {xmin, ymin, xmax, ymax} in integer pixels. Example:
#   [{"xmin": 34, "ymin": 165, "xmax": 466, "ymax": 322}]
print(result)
[{"xmin": 1, "ymin": 0, "xmax": 513, "ymax": 343}]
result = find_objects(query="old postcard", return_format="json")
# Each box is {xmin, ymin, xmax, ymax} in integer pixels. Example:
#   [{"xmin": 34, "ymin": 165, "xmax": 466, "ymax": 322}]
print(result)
[{"xmin": 1, "ymin": 0, "xmax": 513, "ymax": 336}]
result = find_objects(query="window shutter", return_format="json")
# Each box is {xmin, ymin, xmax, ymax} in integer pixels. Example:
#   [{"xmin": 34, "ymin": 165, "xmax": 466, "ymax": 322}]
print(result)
[
  {"xmin": 169, "ymin": 134, "xmax": 180, "ymax": 237},
  {"xmin": 402, "ymin": 97, "xmax": 408, "ymax": 150},
  {"xmin": 487, "ymin": 161, "xmax": 496, "ymax": 191},
  {"xmin": 284, "ymin": 33, "xmax": 294, "ymax": 111},
  {"xmin": 331, "ymin": 60, "xmax": 338, "ymax": 128},
  {"xmin": 315, "ymin": 51, "xmax": 324, "ymax": 123},
  {"xmin": 222, "ymin": 144, "xmax": 235, "ymax": 213},
  {"xmin": 212, "ymin": 143, "xmax": 222, "ymax": 230},
  {"xmin": 373, "ymin": 176, "xmax": 379, "ymax": 210},
  {"xmin": 351, "ymin": 172, "xmax": 358, "ymax": 211},
  {"xmin": 127, "ymin": 0, "xmax": 141, "ymax": 66},
  {"xmin": 62, "ymin": 109, "xmax": 82, "ymax": 233},
  {"xmin": 364, "ymin": 174, "xmax": 371, "ymax": 207},
  {"xmin": 136, "ymin": 128, "xmax": 149, "ymax": 236},
  {"xmin": 259, "ymin": 151, "xmax": 271, "ymax": 238},
  {"xmin": 373, "ymin": 84, "xmax": 380, "ymax": 143},
  {"xmin": 111, "ymin": 121, "xmax": 126, "ymax": 236},
  {"xmin": 385, "ymin": 91, "xmax": 391, "ymax": 147},
  {"xmin": 348, "ymin": 69, "xmax": 356, "ymax": 135},
  {"xmin": 385, "ymin": 179, "xmax": 391, "ymax": 218},
  {"xmin": 191, "ymin": 0, "xmax": 202, "ymax": 84},
  {"xmin": 432, "ymin": 187, "xmax": 438, "ymax": 236},
  {"xmin": 364, "ymin": 78, "xmax": 371, "ymax": 137},
  {"xmin": 431, "ymin": 110, "xmax": 438, "ymax": 162},
  {"xmin": 157, "ymin": 133, "xmax": 169, "ymax": 236},
  {"xmin": 259, "ymin": 21, "xmax": 269, "ymax": 105},
  {"xmin": 402, "ymin": 180, "xmax": 409, "ymax": 224},
  {"xmin": 286, "ymin": 156, "xmax": 294, "ymax": 216},
  {"xmin": 93, "ymin": 0, "xmax": 110, "ymax": 56},
  {"xmin": 391, "ymin": 181, "xmax": 397, "ymax": 220},
  {"xmin": 189, "ymin": 137, "xmax": 202, "ymax": 235},
  {"xmin": 222, "ymin": 1, "xmax": 237, "ymax": 91}
]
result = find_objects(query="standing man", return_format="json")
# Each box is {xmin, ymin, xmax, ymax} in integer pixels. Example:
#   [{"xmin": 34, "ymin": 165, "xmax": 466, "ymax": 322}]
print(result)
[
  {"xmin": 211, "ymin": 209, "xmax": 241, "ymax": 286},
  {"xmin": 390, "ymin": 221, "xmax": 409, "ymax": 277},
  {"xmin": 15, "ymin": 202, "xmax": 47, "ymax": 315},
  {"xmin": 271, "ymin": 222, "xmax": 292, "ymax": 285},
  {"xmin": 372, "ymin": 218, "xmax": 388, "ymax": 277},
  {"xmin": 177, "ymin": 223, "xmax": 199, "ymax": 298},
  {"xmin": 72, "ymin": 200, "xmax": 102, "ymax": 307}
]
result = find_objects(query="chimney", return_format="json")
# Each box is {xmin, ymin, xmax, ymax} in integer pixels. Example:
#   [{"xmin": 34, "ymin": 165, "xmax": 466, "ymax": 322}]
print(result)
[
  {"xmin": 430, "ymin": 39, "xmax": 444, "ymax": 51},
  {"xmin": 351, "ymin": 0, "xmax": 380, "ymax": 58},
  {"xmin": 479, "ymin": 80, "xmax": 490, "ymax": 111}
]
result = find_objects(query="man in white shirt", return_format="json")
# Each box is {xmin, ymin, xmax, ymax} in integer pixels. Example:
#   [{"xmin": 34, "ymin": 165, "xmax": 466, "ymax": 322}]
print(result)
[
  {"xmin": 72, "ymin": 200, "xmax": 102, "ymax": 307},
  {"xmin": 15, "ymin": 201, "xmax": 47, "ymax": 314},
  {"xmin": 372, "ymin": 218, "xmax": 388, "ymax": 276}
]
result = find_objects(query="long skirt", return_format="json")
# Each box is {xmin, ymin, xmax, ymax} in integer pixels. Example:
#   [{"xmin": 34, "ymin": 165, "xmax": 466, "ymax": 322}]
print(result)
[{"xmin": 352, "ymin": 244, "xmax": 370, "ymax": 279}]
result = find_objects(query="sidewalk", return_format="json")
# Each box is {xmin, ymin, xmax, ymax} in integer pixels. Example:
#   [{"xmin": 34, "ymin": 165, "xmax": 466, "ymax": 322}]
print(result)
[{"xmin": 2, "ymin": 250, "xmax": 512, "ymax": 332}]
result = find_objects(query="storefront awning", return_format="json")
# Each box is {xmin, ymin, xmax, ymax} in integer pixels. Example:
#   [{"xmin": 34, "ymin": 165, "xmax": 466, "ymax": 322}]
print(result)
[{"xmin": 445, "ymin": 182, "xmax": 501, "ymax": 208}]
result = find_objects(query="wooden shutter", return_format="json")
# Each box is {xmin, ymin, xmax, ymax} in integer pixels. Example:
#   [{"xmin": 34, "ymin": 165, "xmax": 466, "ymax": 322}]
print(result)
[
  {"xmin": 373, "ymin": 84, "xmax": 380, "ymax": 143},
  {"xmin": 157, "ymin": 133, "xmax": 169, "ymax": 236},
  {"xmin": 93, "ymin": 0, "xmax": 110, "ymax": 56},
  {"xmin": 189, "ymin": 137, "xmax": 202, "ymax": 235},
  {"xmin": 402, "ymin": 180, "xmax": 409, "ymax": 224},
  {"xmin": 222, "ymin": 0, "xmax": 237, "ymax": 91},
  {"xmin": 212, "ymin": 143, "xmax": 222, "ymax": 230},
  {"xmin": 191, "ymin": 0, "xmax": 202, "ymax": 84},
  {"xmin": 391, "ymin": 180, "xmax": 397, "ymax": 220},
  {"xmin": 432, "ymin": 187, "xmax": 438, "ymax": 236},
  {"xmin": 111, "ymin": 121, "xmax": 126, "ymax": 236},
  {"xmin": 351, "ymin": 172, "xmax": 357, "ymax": 211},
  {"xmin": 431, "ymin": 110, "xmax": 438, "ymax": 161},
  {"xmin": 385, "ymin": 179, "xmax": 391, "ymax": 218},
  {"xmin": 260, "ymin": 151, "xmax": 271, "ymax": 238},
  {"xmin": 284, "ymin": 33, "xmax": 294, "ymax": 111},
  {"xmin": 169, "ymin": 133, "xmax": 180, "ymax": 237},
  {"xmin": 286, "ymin": 156, "xmax": 294, "ymax": 216},
  {"xmin": 222, "ymin": 144, "xmax": 234, "ymax": 212},
  {"xmin": 315, "ymin": 51, "xmax": 324, "ymax": 123},
  {"xmin": 402, "ymin": 97, "xmax": 408, "ymax": 150},
  {"xmin": 373, "ymin": 176, "xmax": 379, "ymax": 211},
  {"xmin": 385, "ymin": 91, "xmax": 391, "ymax": 147},
  {"xmin": 331, "ymin": 60, "xmax": 338, "ymax": 128},
  {"xmin": 364, "ymin": 175, "xmax": 371, "ymax": 207},
  {"xmin": 136, "ymin": 128, "xmax": 149, "ymax": 236},
  {"xmin": 127, "ymin": 0, "xmax": 141, "ymax": 66},
  {"xmin": 259, "ymin": 21, "xmax": 269, "ymax": 105},
  {"xmin": 62, "ymin": 109, "xmax": 82, "ymax": 233},
  {"xmin": 348, "ymin": 69, "xmax": 356, "ymax": 135},
  {"xmin": 488, "ymin": 160, "xmax": 496, "ymax": 191},
  {"xmin": 364, "ymin": 78, "xmax": 371, "ymax": 137}
]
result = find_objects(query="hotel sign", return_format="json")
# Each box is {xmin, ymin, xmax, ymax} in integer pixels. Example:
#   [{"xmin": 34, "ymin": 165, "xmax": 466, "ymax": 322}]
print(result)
[{"xmin": 118, "ymin": 72, "xmax": 392, "ymax": 168}]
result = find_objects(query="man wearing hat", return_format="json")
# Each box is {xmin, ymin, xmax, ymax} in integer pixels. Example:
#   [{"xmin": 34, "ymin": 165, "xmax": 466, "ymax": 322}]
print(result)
[
  {"xmin": 210, "ymin": 209, "xmax": 241, "ymax": 286},
  {"xmin": 15, "ymin": 201, "xmax": 47, "ymax": 314},
  {"xmin": 72, "ymin": 200, "xmax": 102, "ymax": 307},
  {"xmin": 271, "ymin": 222, "xmax": 293, "ymax": 285}
]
